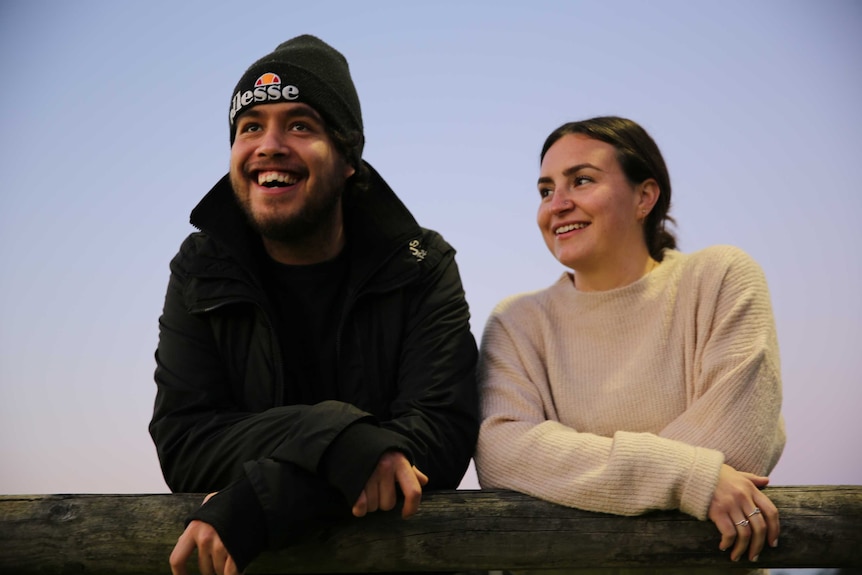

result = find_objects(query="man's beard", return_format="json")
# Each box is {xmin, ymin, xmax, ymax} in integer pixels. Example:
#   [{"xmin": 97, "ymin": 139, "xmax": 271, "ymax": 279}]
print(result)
[{"xmin": 232, "ymin": 173, "xmax": 344, "ymax": 244}]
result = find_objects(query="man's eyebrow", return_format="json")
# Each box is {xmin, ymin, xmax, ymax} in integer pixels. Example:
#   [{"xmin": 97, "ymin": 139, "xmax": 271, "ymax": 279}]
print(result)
[
  {"xmin": 238, "ymin": 104, "xmax": 324, "ymax": 123},
  {"xmin": 537, "ymin": 163, "xmax": 602, "ymax": 186},
  {"xmin": 282, "ymin": 105, "xmax": 324, "ymax": 123}
]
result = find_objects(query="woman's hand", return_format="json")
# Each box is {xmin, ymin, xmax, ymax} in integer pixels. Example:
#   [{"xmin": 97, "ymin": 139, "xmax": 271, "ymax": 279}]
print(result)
[{"xmin": 707, "ymin": 464, "xmax": 780, "ymax": 562}]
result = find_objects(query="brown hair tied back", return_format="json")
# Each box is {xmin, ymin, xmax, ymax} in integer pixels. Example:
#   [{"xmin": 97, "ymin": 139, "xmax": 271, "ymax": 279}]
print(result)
[{"xmin": 540, "ymin": 116, "xmax": 677, "ymax": 261}]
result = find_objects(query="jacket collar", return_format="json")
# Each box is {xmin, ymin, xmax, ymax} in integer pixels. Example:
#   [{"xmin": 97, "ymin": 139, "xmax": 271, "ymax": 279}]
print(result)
[{"xmin": 188, "ymin": 161, "xmax": 424, "ymax": 287}]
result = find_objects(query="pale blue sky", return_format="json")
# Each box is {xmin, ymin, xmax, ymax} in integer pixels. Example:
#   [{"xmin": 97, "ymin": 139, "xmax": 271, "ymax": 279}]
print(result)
[{"xmin": 1, "ymin": 0, "xmax": 859, "ymax": 495}]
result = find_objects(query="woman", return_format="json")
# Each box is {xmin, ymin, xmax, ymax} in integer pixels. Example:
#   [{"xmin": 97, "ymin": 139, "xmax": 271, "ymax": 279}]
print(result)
[{"xmin": 475, "ymin": 117, "xmax": 786, "ymax": 568}]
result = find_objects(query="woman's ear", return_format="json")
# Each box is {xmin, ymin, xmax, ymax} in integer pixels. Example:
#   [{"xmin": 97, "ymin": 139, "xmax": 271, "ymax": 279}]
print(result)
[{"xmin": 637, "ymin": 179, "xmax": 660, "ymax": 220}]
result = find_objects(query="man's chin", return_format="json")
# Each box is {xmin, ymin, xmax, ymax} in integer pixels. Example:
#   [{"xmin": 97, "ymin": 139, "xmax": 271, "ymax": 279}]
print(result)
[{"xmin": 251, "ymin": 214, "xmax": 316, "ymax": 243}]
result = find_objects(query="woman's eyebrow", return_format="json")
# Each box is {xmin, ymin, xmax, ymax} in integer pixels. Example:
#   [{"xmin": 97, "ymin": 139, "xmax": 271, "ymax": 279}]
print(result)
[{"xmin": 537, "ymin": 163, "xmax": 602, "ymax": 186}]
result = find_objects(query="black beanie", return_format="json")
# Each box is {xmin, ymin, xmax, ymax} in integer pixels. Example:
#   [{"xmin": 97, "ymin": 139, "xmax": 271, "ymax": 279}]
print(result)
[{"xmin": 228, "ymin": 35, "xmax": 364, "ymax": 163}]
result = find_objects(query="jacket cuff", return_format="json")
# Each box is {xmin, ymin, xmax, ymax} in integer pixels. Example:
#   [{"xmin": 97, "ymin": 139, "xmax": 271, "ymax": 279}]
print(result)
[
  {"xmin": 319, "ymin": 421, "xmax": 414, "ymax": 503},
  {"xmin": 186, "ymin": 476, "xmax": 266, "ymax": 572},
  {"xmin": 269, "ymin": 400, "xmax": 374, "ymax": 472}
]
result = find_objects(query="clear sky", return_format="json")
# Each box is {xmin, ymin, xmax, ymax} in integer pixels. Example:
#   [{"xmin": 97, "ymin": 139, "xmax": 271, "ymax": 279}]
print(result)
[{"xmin": 0, "ymin": 0, "xmax": 860, "ymax": 495}]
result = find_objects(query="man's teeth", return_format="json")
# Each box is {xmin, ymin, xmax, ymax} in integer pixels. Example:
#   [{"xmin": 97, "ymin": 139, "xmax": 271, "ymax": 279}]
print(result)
[
  {"xmin": 556, "ymin": 223, "xmax": 589, "ymax": 235},
  {"xmin": 258, "ymin": 172, "xmax": 298, "ymax": 187}
]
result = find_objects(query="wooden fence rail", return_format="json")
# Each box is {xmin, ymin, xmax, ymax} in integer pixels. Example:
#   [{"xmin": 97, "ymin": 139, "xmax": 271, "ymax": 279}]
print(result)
[{"xmin": 1, "ymin": 486, "xmax": 860, "ymax": 573}]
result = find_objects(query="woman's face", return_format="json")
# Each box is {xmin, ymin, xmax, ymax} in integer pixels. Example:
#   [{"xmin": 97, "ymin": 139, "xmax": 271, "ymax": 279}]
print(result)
[{"xmin": 537, "ymin": 134, "xmax": 650, "ymax": 274}]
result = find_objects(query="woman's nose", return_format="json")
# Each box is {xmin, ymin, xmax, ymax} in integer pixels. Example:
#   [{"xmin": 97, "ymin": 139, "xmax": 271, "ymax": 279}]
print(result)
[{"xmin": 550, "ymin": 189, "xmax": 573, "ymax": 214}]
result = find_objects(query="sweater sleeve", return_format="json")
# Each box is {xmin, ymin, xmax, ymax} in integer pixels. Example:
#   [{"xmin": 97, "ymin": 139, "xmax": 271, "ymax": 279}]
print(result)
[
  {"xmin": 475, "ymin": 310, "xmax": 725, "ymax": 520},
  {"xmin": 658, "ymin": 247, "xmax": 785, "ymax": 479}
]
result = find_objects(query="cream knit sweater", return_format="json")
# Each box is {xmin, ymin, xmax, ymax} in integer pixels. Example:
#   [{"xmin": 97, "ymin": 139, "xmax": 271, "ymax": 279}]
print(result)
[{"xmin": 476, "ymin": 246, "xmax": 785, "ymax": 521}]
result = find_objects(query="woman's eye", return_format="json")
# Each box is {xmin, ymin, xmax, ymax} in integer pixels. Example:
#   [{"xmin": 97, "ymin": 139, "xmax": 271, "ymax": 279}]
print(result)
[
  {"xmin": 538, "ymin": 187, "xmax": 552, "ymax": 199},
  {"xmin": 574, "ymin": 176, "xmax": 592, "ymax": 186},
  {"xmin": 290, "ymin": 122, "xmax": 309, "ymax": 132},
  {"xmin": 239, "ymin": 123, "xmax": 261, "ymax": 133}
]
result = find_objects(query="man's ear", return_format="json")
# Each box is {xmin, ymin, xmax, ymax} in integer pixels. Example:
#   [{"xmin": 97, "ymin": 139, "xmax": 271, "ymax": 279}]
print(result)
[{"xmin": 344, "ymin": 162, "xmax": 356, "ymax": 180}]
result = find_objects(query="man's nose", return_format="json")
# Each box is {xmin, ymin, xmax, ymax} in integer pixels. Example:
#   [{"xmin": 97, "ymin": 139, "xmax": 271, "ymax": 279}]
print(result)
[{"xmin": 257, "ymin": 128, "xmax": 289, "ymax": 156}]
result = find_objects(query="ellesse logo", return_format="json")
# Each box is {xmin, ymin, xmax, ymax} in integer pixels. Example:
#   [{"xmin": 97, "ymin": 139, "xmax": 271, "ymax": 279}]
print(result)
[
  {"xmin": 255, "ymin": 72, "xmax": 281, "ymax": 87},
  {"xmin": 230, "ymin": 72, "xmax": 299, "ymax": 124}
]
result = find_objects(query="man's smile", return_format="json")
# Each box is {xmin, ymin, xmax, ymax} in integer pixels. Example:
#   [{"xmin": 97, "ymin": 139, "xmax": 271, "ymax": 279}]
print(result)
[{"xmin": 257, "ymin": 170, "xmax": 300, "ymax": 188}]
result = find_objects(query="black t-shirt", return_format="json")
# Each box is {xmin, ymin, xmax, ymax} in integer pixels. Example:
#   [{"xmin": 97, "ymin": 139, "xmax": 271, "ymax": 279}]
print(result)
[{"xmin": 263, "ymin": 249, "xmax": 349, "ymax": 405}]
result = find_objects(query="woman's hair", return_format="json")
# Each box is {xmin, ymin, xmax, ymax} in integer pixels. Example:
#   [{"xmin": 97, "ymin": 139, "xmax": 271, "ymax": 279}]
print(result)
[{"xmin": 540, "ymin": 116, "xmax": 677, "ymax": 260}]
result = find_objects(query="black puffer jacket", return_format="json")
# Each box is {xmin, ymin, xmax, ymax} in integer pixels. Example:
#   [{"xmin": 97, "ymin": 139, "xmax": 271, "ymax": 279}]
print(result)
[{"xmin": 149, "ymin": 162, "xmax": 478, "ymax": 566}]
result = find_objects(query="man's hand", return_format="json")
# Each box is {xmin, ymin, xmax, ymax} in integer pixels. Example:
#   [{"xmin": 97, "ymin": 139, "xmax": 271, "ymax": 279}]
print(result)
[
  {"xmin": 170, "ymin": 493, "xmax": 242, "ymax": 575},
  {"xmin": 707, "ymin": 464, "xmax": 780, "ymax": 563},
  {"xmin": 352, "ymin": 451, "xmax": 429, "ymax": 518}
]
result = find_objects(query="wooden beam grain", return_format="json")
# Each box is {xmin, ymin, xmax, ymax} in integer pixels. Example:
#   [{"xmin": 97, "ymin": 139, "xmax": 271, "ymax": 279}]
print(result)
[{"xmin": 1, "ymin": 486, "xmax": 859, "ymax": 574}]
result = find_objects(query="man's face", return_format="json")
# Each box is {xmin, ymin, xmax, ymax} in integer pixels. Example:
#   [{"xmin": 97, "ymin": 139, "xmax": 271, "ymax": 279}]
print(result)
[{"xmin": 230, "ymin": 102, "xmax": 355, "ymax": 247}]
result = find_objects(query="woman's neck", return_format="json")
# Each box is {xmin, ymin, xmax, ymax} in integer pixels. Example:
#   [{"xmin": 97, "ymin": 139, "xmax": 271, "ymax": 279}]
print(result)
[{"xmin": 572, "ymin": 252, "xmax": 658, "ymax": 292}]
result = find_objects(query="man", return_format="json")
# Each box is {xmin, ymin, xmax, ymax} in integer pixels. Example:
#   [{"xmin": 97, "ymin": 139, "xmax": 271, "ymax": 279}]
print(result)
[{"xmin": 149, "ymin": 35, "xmax": 478, "ymax": 574}]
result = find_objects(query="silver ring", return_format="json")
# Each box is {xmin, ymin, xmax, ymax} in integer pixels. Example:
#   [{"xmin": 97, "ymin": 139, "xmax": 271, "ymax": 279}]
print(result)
[
  {"xmin": 735, "ymin": 519, "xmax": 750, "ymax": 527},
  {"xmin": 747, "ymin": 507, "xmax": 761, "ymax": 518}
]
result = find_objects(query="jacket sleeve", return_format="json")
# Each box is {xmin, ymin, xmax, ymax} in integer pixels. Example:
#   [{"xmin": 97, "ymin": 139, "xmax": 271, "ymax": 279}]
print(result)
[
  {"xmin": 149, "ymin": 237, "xmax": 404, "ymax": 497},
  {"xmin": 187, "ymin": 461, "xmax": 346, "ymax": 572},
  {"xmin": 150, "ymin": 233, "xmax": 477, "ymax": 565},
  {"xmin": 275, "ymin": 233, "xmax": 479, "ymax": 499},
  {"xmin": 341, "ymin": 237, "xmax": 480, "ymax": 492}
]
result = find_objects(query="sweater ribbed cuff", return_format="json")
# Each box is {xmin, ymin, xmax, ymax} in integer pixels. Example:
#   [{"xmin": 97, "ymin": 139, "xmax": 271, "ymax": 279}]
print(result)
[{"xmin": 679, "ymin": 447, "xmax": 725, "ymax": 520}]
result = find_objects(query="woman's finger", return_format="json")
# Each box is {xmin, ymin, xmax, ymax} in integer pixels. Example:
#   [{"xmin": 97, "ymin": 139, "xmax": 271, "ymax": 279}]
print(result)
[
  {"xmin": 754, "ymin": 490, "xmax": 781, "ymax": 550},
  {"xmin": 743, "ymin": 504, "xmax": 766, "ymax": 561},
  {"xmin": 729, "ymin": 514, "xmax": 752, "ymax": 562},
  {"xmin": 708, "ymin": 509, "xmax": 737, "ymax": 553}
]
